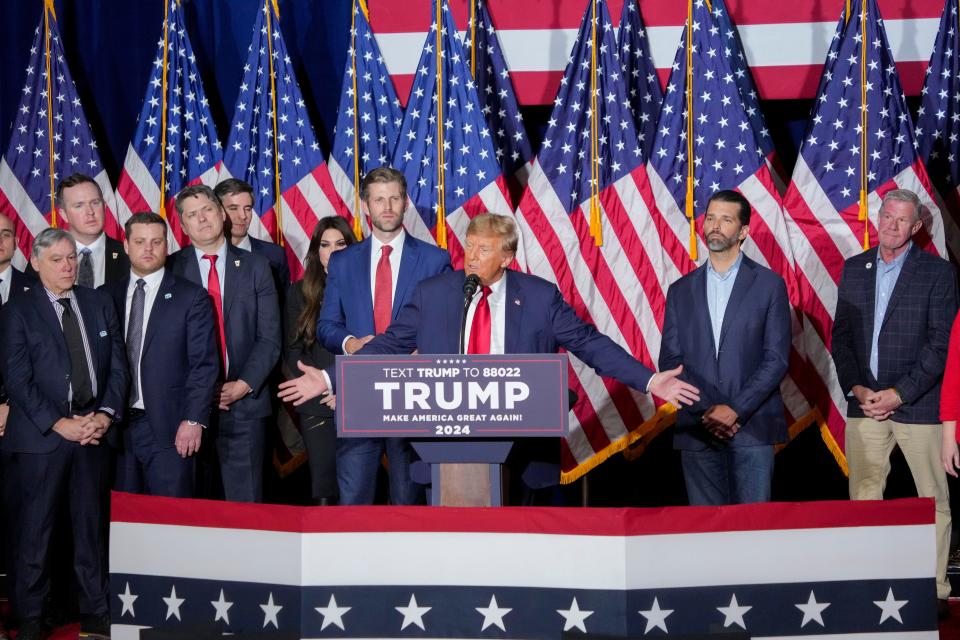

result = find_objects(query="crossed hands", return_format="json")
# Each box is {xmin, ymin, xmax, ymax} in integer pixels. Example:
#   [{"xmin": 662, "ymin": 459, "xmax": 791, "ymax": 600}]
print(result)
[
  {"xmin": 53, "ymin": 412, "xmax": 111, "ymax": 446},
  {"xmin": 852, "ymin": 385, "xmax": 902, "ymax": 421},
  {"xmin": 703, "ymin": 404, "xmax": 740, "ymax": 440}
]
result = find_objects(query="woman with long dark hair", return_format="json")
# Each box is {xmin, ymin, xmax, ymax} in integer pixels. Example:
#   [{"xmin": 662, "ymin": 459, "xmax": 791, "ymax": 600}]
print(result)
[{"xmin": 284, "ymin": 216, "xmax": 355, "ymax": 504}]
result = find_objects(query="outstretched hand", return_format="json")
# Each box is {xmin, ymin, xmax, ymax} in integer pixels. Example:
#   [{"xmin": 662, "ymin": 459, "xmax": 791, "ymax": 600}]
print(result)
[
  {"xmin": 648, "ymin": 365, "xmax": 700, "ymax": 408},
  {"xmin": 278, "ymin": 361, "xmax": 330, "ymax": 406}
]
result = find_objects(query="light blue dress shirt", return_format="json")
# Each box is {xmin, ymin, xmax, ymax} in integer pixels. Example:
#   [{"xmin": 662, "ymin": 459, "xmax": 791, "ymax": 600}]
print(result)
[
  {"xmin": 870, "ymin": 243, "xmax": 911, "ymax": 378},
  {"xmin": 706, "ymin": 252, "xmax": 743, "ymax": 356}
]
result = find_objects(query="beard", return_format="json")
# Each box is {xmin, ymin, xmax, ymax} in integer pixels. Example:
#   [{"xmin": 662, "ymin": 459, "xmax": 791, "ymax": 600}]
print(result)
[{"xmin": 706, "ymin": 233, "xmax": 738, "ymax": 252}]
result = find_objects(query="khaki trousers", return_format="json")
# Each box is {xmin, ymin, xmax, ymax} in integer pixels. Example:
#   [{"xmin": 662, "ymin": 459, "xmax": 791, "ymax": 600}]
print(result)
[{"xmin": 846, "ymin": 417, "xmax": 952, "ymax": 599}]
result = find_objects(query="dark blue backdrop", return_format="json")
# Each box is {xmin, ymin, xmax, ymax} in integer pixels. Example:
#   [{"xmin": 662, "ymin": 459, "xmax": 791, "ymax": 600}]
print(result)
[{"xmin": 0, "ymin": 0, "xmax": 352, "ymax": 180}]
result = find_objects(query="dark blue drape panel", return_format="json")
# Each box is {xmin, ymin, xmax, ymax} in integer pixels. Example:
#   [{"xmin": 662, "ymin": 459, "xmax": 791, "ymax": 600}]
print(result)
[{"xmin": 0, "ymin": 0, "xmax": 350, "ymax": 182}]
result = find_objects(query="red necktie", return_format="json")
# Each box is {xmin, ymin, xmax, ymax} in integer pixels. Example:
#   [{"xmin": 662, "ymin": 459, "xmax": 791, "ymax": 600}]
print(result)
[
  {"xmin": 204, "ymin": 254, "xmax": 227, "ymax": 370},
  {"xmin": 373, "ymin": 245, "xmax": 393, "ymax": 334},
  {"xmin": 467, "ymin": 286, "xmax": 492, "ymax": 354}
]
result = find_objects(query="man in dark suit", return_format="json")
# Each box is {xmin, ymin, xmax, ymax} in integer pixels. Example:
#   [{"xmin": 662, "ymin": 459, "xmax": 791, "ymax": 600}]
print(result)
[
  {"xmin": 215, "ymin": 178, "xmax": 290, "ymax": 295},
  {"xmin": 659, "ymin": 190, "xmax": 791, "ymax": 505},
  {"xmin": 313, "ymin": 166, "xmax": 451, "ymax": 505},
  {"xmin": 281, "ymin": 213, "xmax": 698, "ymax": 418},
  {"xmin": 832, "ymin": 189, "xmax": 958, "ymax": 611},
  {"xmin": 25, "ymin": 174, "xmax": 130, "ymax": 287},
  {"xmin": 168, "ymin": 185, "xmax": 281, "ymax": 503},
  {"xmin": 0, "ymin": 212, "xmax": 31, "ymax": 640},
  {"xmin": 103, "ymin": 212, "xmax": 219, "ymax": 497},
  {"xmin": 0, "ymin": 228, "xmax": 128, "ymax": 640}
]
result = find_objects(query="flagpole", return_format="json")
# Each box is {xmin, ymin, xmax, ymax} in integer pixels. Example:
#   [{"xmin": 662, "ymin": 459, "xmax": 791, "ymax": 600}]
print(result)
[
  {"xmin": 434, "ymin": 0, "xmax": 447, "ymax": 249},
  {"xmin": 158, "ymin": 0, "xmax": 172, "ymax": 219},
  {"xmin": 265, "ymin": 0, "xmax": 284, "ymax": 246},
  {"xmin": 588, "ymin": 0, "xmax": 602, "ymax": 246},
  {"xmin": 857, "ymin": 0, "xmax": 869, "ymax": 249},
  {"xmin": 350, "ymin": 0, "xmax": 364, "ymax": 240},
  {"xmin": 469, "ymin": 0, "xmax": 477, "ymax": 79},
  {"xmin": 43, "ymin": 0, "xmax": 57, "ymax": 227},
  {"xmin": 684, "ymin": 0, "xmax": 697, "ymax": 260}
]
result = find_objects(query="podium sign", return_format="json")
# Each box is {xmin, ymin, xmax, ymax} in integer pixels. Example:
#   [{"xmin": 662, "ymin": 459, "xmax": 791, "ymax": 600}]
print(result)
[{"xmin": 336, "ymin": 353, "xmax": 569, "ymax": 438}]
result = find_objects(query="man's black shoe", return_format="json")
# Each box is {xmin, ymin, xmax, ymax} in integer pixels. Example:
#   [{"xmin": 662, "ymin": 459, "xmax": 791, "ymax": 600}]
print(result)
[
  {"xmin": 79, "ymin": 612, "xmax": 111, "ymax": 639},
  {"xmin": 16, "ymin": 617, "xmax": 51, "ymax": 640}
]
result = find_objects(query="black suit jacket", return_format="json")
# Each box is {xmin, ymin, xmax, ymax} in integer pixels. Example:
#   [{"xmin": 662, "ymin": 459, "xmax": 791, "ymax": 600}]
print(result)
[
  {"xmin": 0, "ymin": 284, "xmax": 129, "ymax": 453},
  {"xmin": 167, "ymin": 243, "xmax": 281, "ymax": 419},
  {"xmin": 0, "ymin": 267, "xmax": 34, "ymax": 403},
  {"xmin": 832, "ymin": 244, "xmax": 958, "ymax": 423},
  {"xmin": 103, "ymin": 270, "xmax": 220, "ymax": 444},
  {"xmin": 25, "ymin": 235, "xmax": 130, "ymax": 286}
]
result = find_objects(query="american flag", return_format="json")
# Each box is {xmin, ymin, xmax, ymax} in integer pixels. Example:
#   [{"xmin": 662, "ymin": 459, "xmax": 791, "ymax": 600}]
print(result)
[
  {"xmin": 114, "ymin": 0, "xmax": 223, "ymax": 250},
  {"xmin": 0, "ymin": 4, "xmax": 119, "ymax": 266},
  {"xmin": 707, "ymin": 0, "xmax": 786, "ymax": 190},
  {"xmin": 914, "ymin": 0, "xmax": 960, "ymax": 263},
  {"xmin": 646, "ymin": 0, "xmax": 818, "ymax": 459},
  {"xmin": 782, "ymin": 0, "xmax": 947, "ymax": 469},
  {"xmin": 221, "ymin": 1, "xmax": 350, "ymax": 280},
  {"xmin": 616, "ymin": 0, "xmax": 662, "ymax": 160},
  {"xmin": 462, "ymin": 0, "xmax": 533, "ymax": 200},
  {"xmin": 109, "ymin": 492, "xmax": 939, "ymax": 639},
  {"xmin": 514, "ymin": 0, "xmax": 677, "ymax": 480},
  {"xmin": 328, "ymin": 0, "xmax": 404, "ymax": 239},
  {"xmin": 391, "ymin": 0, "xmax": 516, "ymax": 269}
]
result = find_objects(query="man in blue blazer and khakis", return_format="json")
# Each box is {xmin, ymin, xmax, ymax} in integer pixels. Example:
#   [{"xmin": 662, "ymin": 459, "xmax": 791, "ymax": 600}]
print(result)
[
  {"xmin": 660, "ymin": 190, "xmax": 791, "ymax": 506},
  {"xmin": 314, "ymin": 166, "xmax": 451, "ymax": 505},
  {"xmin": 103, "ymin": 212, "xmax": 220, "ymax": 498},
  {"xmin": 831, "ymin": 189, "xmax": 957, "ymax": 612},
  {"xmin": 281, "ymin": 213, "xmax": 698, "ymax": 440},
  {"xmin": 168, "ymin": 185, "xmax": 281, "ymax": 503}
]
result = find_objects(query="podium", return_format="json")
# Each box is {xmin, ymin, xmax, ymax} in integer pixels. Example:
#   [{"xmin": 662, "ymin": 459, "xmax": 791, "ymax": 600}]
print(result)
[{"xmin": 336, "ymin": 353, "xmax": 569, "ymax": 506}]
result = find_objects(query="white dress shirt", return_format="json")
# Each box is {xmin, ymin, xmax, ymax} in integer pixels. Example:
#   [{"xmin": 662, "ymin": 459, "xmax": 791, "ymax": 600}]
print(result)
[
  {"xmin": 75, "ymin": 232, "xmax": 107, "ymax": 288},
  {"xmin": 124, "ymin": 268, "xmax": 166, "ymax": 410},
  {"xmin": 0, "ymin": 264, "xmax": 12, "ymax": 304},
  {"xmin": 464, "ymin": 271, "xmax": 507, "ymax": 354},
  {"xmin": 342, "ymin": 231, "xmax": 407, "ymax": 353},
  {"xmin": 193, "ymin": 241, "xmax": 227, "ymax": 306}
]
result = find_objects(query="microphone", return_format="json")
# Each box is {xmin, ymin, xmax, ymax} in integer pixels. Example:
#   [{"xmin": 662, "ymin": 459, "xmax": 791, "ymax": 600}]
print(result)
[
  {"xmin": 463, "ymin": 273, "xmax": 481, "ymax": 302},
  {"xmin": 459, "ymin": 274, "xmax": 482, "ymax": 354}
]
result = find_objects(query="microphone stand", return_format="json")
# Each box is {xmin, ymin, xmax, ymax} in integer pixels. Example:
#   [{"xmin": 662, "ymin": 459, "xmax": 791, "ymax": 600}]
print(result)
[{"xmin": 459, "ymin": 274, "xmax": 480, "ymax": 354}]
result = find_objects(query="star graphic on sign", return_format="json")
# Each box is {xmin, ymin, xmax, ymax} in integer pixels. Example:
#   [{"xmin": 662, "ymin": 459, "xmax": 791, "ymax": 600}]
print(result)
[
  {"xmin": 873, "ymin": 587, "xmax": 908, "ymax": 624},
  {"xmin": 638, "ymin": 596, "xmax": 673, "ymax": 633},
  {"xmin": 316, "ymin": 594, "xmax": 352, "ymax": 631},
  {"xmin": 476, "ymin": 594, "xmax": 512, "ymax": 631},
  {"xmin": 118, "ymin": 582, "xmax": 138, "ymax": 618},
  {"xmin": 163, "ymin": 585, "xmax": 185, "ymax": 621},
  {"xmin": 795, "ymin": 590, "xmax": 830, "ymax": 627},
  {"xmin": 261, "ymin": 592, "xmax": 283, "ymax": 629},
  {"xmin": 211, "ymin": 588, "xmax": 233, "ymax": 624},
  {"xmin": 557, "ymin": 596, "xmax": 593, "ymax": 632},
  {"xmin": 396, "ymin": 593, "xmax": 431, "ymax": 630},
  {"xmin": 717, "ymin": 594, "xmax": 751, "ymax": 629}
]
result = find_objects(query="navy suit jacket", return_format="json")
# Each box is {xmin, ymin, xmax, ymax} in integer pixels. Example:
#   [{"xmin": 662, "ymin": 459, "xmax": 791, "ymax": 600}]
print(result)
[
  {"xmin": 659, "ymin": 255, "xmax": 791, "ymax": 450},
  {"xmin": 317, "ymin": 232, "xmax": 451, "ymax": 354},
  {"xmin": 831, "ymin": 244, "xmax": 958, "ymax": 424},
  {"xmin": 103, "ymin": 270, "xmax": 220, "ymax": 444},
  {"xmin": 0, "ymin": 284, "xmax": 129, "ymax": 454},
  {"xmin": 248, "ymin": 236, "xmax": 291, "ymax": 295},
  {"xmin": 346, "ymin": 269, "xmax": 654, "ymax": 392},
  {"xmin": 0, "ymin": 267, "xmax": 37, "ymax": 402},
  {"xmin": 168, "ymin": 243, "xmax": 281, "ymax": 419}
]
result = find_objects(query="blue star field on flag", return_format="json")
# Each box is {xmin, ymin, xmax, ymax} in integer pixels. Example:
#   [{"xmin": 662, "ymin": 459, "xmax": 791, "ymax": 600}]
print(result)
[{"xmin": 616, "ymin": 0, "xmax": 662, "ymax": 159}]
